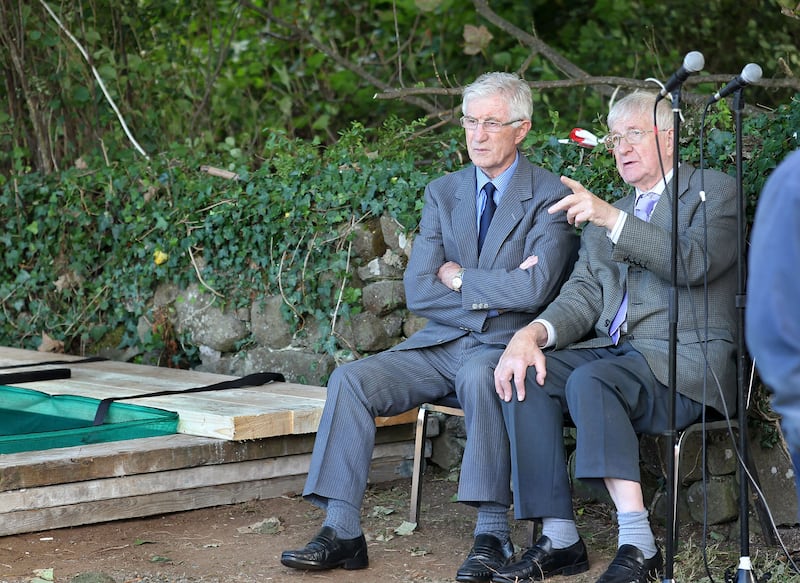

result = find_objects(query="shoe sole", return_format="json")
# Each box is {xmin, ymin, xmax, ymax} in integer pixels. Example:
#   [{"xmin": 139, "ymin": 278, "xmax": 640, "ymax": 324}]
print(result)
[
  {"xmin": 280, "ymin": 555, "xmax": 369, "ymax": 570},
  {"xmin": 492, "ymin": 559, "xmax": 591, "ymax": 582},
  {"xmin": 548, "ymin": 559, "xmax": 590, "ymax": 578},
  {"xmin": 457, "ymin": 574, "xmax": 498, "ymax": 583}
]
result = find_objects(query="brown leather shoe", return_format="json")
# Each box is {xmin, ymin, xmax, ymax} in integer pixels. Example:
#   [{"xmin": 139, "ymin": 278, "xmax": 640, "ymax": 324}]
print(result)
[{"xmin": 280, "ymin": 526, "xmax": 368, "ymax": 570}]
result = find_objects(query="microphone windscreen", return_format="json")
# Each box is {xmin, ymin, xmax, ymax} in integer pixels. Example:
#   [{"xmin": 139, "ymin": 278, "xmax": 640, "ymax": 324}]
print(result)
[
  {"xmin": 569, "ymin": 128, "xmax": 599, "ymax": 148},
  {"xmin": 741, "ymin": 63, "xmax": 763, "ymax": 84}
]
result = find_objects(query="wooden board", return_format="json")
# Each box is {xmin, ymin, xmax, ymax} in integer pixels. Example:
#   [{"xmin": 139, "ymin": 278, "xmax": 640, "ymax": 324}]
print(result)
[
  {"xmin": 0, "ymin": 425, "xmax": 415, "ymax": 492},
  {"xmin": 0, "ymin": 347, "xmax": 420, "ymax": 536},
  {"xmin": 0, "ymin": 431, "xmax": 416, "ymax": 536},
  {"xmin": 0, "ymin": 346, "xmax": 417, "ymax": 440},
  {"xmin": 0, "ymin": 443, "xmax": 414, "ymax": 515},
  {"xmin": 0, "ymin": 476, "xmax": 309, "ymax": 537}
]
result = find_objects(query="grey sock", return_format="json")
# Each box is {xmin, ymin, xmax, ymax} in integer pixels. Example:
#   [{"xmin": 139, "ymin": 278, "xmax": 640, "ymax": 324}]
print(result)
[
  {"xmin": 541, "ymin": 517, "xmax": 580, "ymax": 548},
  {"xmin": 323, "ymin": 499, "xmax": 362, "ymax": 539},
  {"xmin": 617, "ymin": 510, "xmax": 657, "ymax": 558},
  {"xmin": 474, "ymin": 502, "xmax": 511, "ymax": 543}
]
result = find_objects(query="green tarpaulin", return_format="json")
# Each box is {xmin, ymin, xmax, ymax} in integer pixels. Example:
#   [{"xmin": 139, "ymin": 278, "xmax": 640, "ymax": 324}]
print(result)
[{"xmin": 0, "ymin": 385, "xmax": 178, "ymax": 454}]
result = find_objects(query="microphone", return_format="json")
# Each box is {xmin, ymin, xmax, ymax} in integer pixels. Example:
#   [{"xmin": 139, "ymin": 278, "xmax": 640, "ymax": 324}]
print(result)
[
  {"xmin": 656, "ymin": 51, "xmax": 705, "ymax": 100},
  {"xmin": 707, "ymin": 63, "xmax": 763, "ymax": 104}
]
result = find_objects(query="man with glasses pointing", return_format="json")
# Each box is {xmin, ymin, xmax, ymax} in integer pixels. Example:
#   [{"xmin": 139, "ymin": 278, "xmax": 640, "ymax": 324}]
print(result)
[
  {"xmin": 490, "ymin": 90, "xmax": 738, "ymax": 583},
  {"xmin": 281, "ymin": 72, "xmax": 579, "ymax": 582}
]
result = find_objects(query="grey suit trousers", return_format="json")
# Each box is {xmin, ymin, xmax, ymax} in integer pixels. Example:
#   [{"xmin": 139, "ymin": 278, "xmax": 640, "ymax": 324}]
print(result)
[
  {"xmin": 501, "ymin": 342, "xmax": 702, "ymax": 520},
  {"xmin": 304, "ymin": 334, "xmax": 512, "ymax": 511}
]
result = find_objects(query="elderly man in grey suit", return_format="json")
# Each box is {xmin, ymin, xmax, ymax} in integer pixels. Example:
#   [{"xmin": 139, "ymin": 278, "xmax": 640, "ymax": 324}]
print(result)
[
  {"xmin": 281, "ymin": 72, "xmax": 579, "ymax": 582},
  {"xmin": 489, "ymin": 91, "xmax": 737, "ymax": 583}
]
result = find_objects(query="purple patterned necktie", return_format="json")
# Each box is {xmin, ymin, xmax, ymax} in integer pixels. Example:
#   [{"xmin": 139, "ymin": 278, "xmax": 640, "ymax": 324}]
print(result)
[
  {"xmin": 609, "ymin": 191, "xmax": 661, "ymax": 344},
  {"xmin": 634, "ymin": 191, "xmax": 660, "ymax": 222}
]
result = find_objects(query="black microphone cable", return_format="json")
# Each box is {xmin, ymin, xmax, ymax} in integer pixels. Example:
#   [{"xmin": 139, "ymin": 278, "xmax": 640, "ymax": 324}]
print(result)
[
  {"xmin": 693, "ymin": 66, "xmax": 798, "ymax": 582},
  {"xmin": 650, "ymin": 82, "xmax": 726, "ymax": 583},
  {"xmin": 704, "ymin": 67, "xmax": 800, "ymax": 582},
  {"xmin": 697, "ymin": 100, "xmax": 715, "ymax": 583}
]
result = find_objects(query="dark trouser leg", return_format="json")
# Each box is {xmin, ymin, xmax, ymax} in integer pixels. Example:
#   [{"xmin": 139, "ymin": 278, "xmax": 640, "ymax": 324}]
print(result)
[
  {"xmin": 499, "ymin": 351, "xmax": 581, "ymax": 520},
  {"xmin": 564, "ymin": 344, "xmax": 702, "ymax": 483}
]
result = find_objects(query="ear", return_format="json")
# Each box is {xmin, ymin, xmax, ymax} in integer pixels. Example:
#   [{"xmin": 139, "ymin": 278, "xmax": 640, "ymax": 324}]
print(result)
[
  {"xmin": 663, "ymin": 128, "xmax": 675, "ymax": 157},
  {"xmin": 513, "ymin": 120, "xmax": 532, "ymax": 145}
]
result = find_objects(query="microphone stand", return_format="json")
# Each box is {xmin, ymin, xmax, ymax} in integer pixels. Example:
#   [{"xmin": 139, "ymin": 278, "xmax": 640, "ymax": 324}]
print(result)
[
  {"xmin": 732, "ymin": 88, "xmax": 757, "ymax": 583},
  {"xmin": 664, "ymin": 79, "xmax": 767, "ymax": 583},
  {"xmin": 663, "ymin": 86, "xmax": 682, "ymax": 583}
]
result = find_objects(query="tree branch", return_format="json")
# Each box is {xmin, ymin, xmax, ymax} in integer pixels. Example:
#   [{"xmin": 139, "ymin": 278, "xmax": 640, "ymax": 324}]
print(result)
[
  {"xmin": 240, "ymin": 0, "xmax": 439, "ymax": 115},
  {"xmin": 38, "ymin": 0, "xmax": 149, "ymax": 161},
  {"xmin": 375, "ymin": 2, "xmax": 800, "ymax": 116},
  {"xmin": 375, "ymin": 74, "xmax": 800, "ymax": 99},
  {"xmin": 0, "ymin": 1, "xmax": 53, "ymax": 173},
  {"xmin": 472, "ymin": 1, "xmax": 800, "ymax": 99},
  {"xmin": 473, "ymin": 0, "xmax": 590, "ymax": 81}
]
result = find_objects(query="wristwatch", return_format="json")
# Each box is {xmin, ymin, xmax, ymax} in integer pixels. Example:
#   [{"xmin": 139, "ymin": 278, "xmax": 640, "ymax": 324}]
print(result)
[{"xmin": 451, "ymin": 268, "xmax": 465, "ymax": 292}]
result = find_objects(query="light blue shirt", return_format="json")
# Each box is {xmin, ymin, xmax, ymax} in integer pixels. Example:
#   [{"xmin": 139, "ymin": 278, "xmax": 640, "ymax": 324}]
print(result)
[
  {"xmin": 608, "ymin": 170, "xmax": 672, "ymax": 243},
  {"xmin": 747, "ymin": 149, "xmax": 800, "ymax": 449},
  {"xmin": 475, "ymin": 152, "xmax": 519, "ymax": 231}
]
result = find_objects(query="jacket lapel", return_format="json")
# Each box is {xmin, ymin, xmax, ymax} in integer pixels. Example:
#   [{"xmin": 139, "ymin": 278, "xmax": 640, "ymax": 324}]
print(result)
[
  {"xmin": 477, "ymin": 159, "xmax": 533, "ymax": 267},
  {"xmin": 453, "ymin": 177, "xmax": 479, "ymax": 267},
  {"xmin": 649, "ymin": 164, "xmax": 694, "ymax": 227}
]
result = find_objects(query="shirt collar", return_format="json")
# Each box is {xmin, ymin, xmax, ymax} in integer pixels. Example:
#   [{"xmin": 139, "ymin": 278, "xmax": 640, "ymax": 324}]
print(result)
[
  {"xmin": 636, "ymin": 168, "xmax": 675, "ymax": 198},
  {"xmin": 476, "ymin": 151, "xmax": 520, "ymax": 200}
]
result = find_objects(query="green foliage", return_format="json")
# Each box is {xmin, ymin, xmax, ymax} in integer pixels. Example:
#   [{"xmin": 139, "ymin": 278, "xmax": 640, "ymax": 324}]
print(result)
[
  {"xmin": 2, "ymin": 102, "xmax": 796, "ymax": 361},
  {"xmin": 4, "ymin": 0, "xmax": 798, "ymax": 175},
  {"xmin": 0, "ymin": 118, "xmax": 445, "ymax": 355}
]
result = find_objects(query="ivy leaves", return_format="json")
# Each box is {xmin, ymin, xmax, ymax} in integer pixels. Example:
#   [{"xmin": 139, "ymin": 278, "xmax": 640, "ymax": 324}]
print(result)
[{"xmin": 1, "ymin": 103, "xmax": 796, "ymax": 358}]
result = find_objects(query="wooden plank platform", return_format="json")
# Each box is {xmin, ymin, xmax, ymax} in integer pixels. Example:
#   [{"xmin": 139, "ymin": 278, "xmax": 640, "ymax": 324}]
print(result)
[
  {"xmin": 0, "ymin": 347, "xmax": 418, "ymax": 536},
  {"xmin": 0, "ymin": 346, "xmax": 416, "ymax": 440}
]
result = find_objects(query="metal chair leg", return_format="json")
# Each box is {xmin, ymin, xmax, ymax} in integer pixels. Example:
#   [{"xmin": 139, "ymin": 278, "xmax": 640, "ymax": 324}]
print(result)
[{"xmin": 409, "ymin": 405, "xmax": 430, "ymax": 524}]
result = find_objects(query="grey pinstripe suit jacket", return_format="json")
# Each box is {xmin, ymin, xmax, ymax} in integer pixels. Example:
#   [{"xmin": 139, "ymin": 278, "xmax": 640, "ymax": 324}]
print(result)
[
  {"xmin": 393, "ymin": 154, "xmax": 579, "ymax": 352},
  {"xmin": 539, "ymin": 164, "xmax": 738, "ymax": 414}
]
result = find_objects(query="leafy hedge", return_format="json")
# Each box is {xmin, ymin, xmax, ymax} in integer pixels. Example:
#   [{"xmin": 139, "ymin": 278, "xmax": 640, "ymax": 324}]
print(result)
[{"xmin": 1, "ymin": 99, "xmax": 798, "ymax": 362}]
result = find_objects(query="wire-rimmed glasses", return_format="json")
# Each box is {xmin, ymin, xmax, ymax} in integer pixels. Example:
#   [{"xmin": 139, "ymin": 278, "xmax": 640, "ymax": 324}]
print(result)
[
  {"xmin": 460, "ymin": 116, "xmax": 524, "ymax": 132},
  {"xmin": 603, "ymin": 129, "xmax": 655, "ymax": 151}
]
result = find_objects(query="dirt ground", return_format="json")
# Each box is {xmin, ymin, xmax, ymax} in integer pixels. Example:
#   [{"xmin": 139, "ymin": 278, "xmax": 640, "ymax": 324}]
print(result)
[{"xmin": 1, "ymin": 467, "xmax": 798, "ymax": 583}]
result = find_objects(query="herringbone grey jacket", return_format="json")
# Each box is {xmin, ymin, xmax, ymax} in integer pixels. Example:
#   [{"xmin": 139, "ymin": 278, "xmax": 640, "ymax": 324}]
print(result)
[{"xmin": 540, "ymin": 164, "xmax": 738, "ymax": 414}]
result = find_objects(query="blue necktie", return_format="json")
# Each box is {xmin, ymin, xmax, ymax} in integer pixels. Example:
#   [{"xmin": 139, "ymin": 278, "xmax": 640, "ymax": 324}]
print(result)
[
  {"xmin": 610, "ymin": 191, "xmax": 661, "ymax": 344},
  {"xmin": 478, "ymin": 182, "xmax": 496, "ymax": 253}
]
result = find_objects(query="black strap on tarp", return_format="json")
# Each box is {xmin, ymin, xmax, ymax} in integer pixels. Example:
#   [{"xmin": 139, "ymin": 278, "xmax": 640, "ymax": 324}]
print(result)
[
  {"xmin": 0, "ymin": 356, "xmax": 107, "ymax": 370},
  {"xmin": 0, "ymin": 368, "xmax": 72, "ymax": 385},
  {"xmin": 92, "ymin": 371, "xmax": 286, "ymax": 426}
]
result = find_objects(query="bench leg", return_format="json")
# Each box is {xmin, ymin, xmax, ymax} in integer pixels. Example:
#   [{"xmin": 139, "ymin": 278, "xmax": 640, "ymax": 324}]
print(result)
[{"xmin": 409, "ymin": 406, "xmax": 430, "ymax": 524}]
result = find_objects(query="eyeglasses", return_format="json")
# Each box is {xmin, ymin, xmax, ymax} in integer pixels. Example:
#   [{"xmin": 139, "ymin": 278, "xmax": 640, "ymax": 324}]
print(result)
[
  {"xmin": 603, "ymin": 129, "xmax": 655, "ymax": 151},
  {"xmin": 460, "ymin": 116, "xmax": 524, "ymax": 132}
]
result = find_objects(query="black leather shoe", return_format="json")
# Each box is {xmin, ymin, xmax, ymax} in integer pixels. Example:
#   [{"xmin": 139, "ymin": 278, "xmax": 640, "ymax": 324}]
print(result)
[
  {"xmin": 456, "ymin": 533, "xmax": 515, "ymax": 582},
  {"xmin": 595, "ymin": 544, "xmax": 663, "ymax": 583},
  {"xmin": 280, "ymin": 526, "xmax": 368, "ymax": 570},
  {"xmin": 491, "ymin": 535, "xmax": 589, "ymax": 582}
]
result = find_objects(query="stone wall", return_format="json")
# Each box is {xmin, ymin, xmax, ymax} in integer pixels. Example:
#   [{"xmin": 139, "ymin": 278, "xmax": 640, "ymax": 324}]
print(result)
[
  {"xmin": 129, "ymin": 215, "xmax": 426, "ymax": 387},
  {"xmin": 122, "ymin": 210, "xmax": 797, "ymax": 531},
  {"xmin": 426, "ymin": 413, "xmax": 798, "ymax": 530}
]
